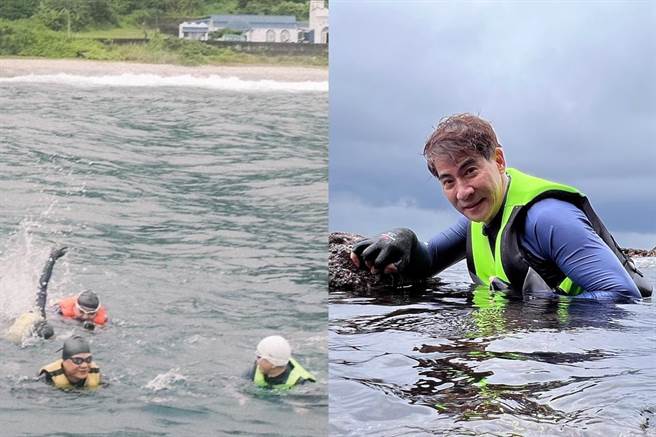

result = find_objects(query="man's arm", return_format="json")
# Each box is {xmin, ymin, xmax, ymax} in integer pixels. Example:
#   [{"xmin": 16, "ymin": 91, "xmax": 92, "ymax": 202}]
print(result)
[
  {"xmin": 36, "ymin": 247, "xmax": 67, "ymax": 318},
  {"xmin": 426, "ymin": 216, "xmax": 468, "ymax": 276},
  {"xmin": 521, "ymin": 199, "xmax": 640, "ymax": 299}
]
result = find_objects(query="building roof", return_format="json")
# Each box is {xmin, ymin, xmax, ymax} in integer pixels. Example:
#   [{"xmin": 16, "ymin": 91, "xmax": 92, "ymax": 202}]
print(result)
[
  {"xmin": 181, "ymin": 27, "xmax": 208, "ymax": 33},
  {"xmin": 180, "ymin": 21, "xmax": 209, "ymax": 28},
  {"xmin": 207, "ymin": 14, "xmax": 298, "ymax": 31}
]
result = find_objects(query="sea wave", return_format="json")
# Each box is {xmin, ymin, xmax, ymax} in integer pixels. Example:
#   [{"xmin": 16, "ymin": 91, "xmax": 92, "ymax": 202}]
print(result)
[
  {"xmin": 144, "ymin": 369, "xmax": 187, "ymax": 392},
  {"xmin": 0, "ymin": 73, "xmax": 328, "ymax": 93}
]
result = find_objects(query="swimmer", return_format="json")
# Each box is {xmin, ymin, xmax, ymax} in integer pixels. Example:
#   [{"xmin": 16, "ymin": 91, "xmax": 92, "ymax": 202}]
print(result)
[
  {"xmin": 54, "ymin": 289, "xmax": 109, "ymax": 331},
  {"xmin": 5, "ymin": 246, "xmax": 67, "ymax": 344},
  {"xmin": 248, "ymin": 335, "xmax": 316, "ymax": 390},
  {"xmin": 351, "ymin": 113, "xmax": 652, "ymax": 300},
  {"xmin": 39, "ymin": 335, "xmax": 101, "ymax": 389}
]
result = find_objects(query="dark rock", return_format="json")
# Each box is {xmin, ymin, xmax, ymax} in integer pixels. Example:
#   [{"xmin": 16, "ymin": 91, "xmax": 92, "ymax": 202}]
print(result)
[
  {"xmin": 329, "ymin": 232, "xmax": 441, "ymax": 292},
  {"xmin": 329, "ymin": 232, "xmax": 376, "ymax": 291},
  {"xmin": 622, "ymin": 247, "xmax": 656, "ymax": 257}
]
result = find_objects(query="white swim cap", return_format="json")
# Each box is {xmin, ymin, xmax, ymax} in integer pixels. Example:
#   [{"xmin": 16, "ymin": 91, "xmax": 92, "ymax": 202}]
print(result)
[{"xmin": 256, "ymin": 335, "xmax": 291, "ymax": 367}]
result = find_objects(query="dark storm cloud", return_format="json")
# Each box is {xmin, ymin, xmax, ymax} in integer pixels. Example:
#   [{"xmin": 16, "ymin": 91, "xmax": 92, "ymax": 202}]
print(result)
[{"xmin": 330, "ymin": 1, "xmax": 656, "ymax": 240}]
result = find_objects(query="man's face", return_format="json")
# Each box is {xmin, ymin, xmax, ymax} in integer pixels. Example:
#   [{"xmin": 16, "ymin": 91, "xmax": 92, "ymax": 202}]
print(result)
[
  {"xmin": 78, "ymin": 311, "xmax": 96, "ymax": 321},
  {"xmin": 256, "ymin": 356, "xmax": 276, "ymax": 375},
  {"xmin": 430, "ymin": 148, "xmax": 507, "ymax": 224},
  {"xmin": 76, "ymin": 301, "xmax": 98, "ymax": 321},
  {"xmin": 62, "ymin": 353, "xmax": 92, "ymax": 383}
]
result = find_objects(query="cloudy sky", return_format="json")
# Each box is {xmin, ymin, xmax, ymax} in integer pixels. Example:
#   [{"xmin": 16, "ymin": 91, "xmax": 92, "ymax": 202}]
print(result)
[{"xmin": 329, "ymin": 1, "xmax": 656, "ymax": 249}]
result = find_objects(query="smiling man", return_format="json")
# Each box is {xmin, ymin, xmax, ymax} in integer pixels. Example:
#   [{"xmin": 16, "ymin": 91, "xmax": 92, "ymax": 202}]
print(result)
[
  {"xmin": 351, "ymin": 113, "xmax": 652, "ymax": 300},
  {"xmin": 39, "ymin": 336, "xmax": 101, "ymax": 390}
]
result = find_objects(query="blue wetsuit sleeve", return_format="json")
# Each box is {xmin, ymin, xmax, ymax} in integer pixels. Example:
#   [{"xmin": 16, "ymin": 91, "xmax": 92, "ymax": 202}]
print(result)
[
  {"xmin": 521, "ymin": 199, "xmax": 640, "ymax": 300},
  {"xmin": 425, "ymin": 216, "xmax": 468, "ymax": 276}
]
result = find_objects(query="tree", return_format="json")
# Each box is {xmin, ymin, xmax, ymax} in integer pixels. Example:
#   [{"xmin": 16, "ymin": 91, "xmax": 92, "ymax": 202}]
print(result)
[
  {"xmin": 235, "ymin": 0, "xmax": 309, "ymax": 20},
  {"xmin": 88, "ymin": 0, "xmax": 118, "ymax": 26},
  {"xmin": 209, "ymin": 27, "xmax": 242, "ymax": 40},
  {"xmin": 155, "ymin": 0, "xmax": 203, "ymax": 14},
  {"xmin": 271, "ymin": 1, "xmax": 307, "ymax": 19},
  {"xmin": 0, "ymin": 0, "xmax": 40, "ymax": 20},
  {"xmin": 36, "ymin": 0, "xmax": 90, "ymax": 31},
  {"xmin": 36, "ymin": 0, "xmax": 118, "ymax": 31}
]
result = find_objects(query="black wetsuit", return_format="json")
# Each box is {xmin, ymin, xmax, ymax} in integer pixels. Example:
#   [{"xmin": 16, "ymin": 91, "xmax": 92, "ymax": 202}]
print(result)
[
  {"xmin": 31, "ymin": 247, "xmax": 67, "ymax": 338},
  {"xmin": 36, "ymin": 250, "xmax": 64, "ymax": 318}
]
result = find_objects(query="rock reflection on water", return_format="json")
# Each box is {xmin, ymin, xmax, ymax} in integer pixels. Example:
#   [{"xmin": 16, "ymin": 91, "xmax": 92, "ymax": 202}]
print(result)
[{"xmin": 329, "ymin": 261, "xmax": 656, "ymax": 436}]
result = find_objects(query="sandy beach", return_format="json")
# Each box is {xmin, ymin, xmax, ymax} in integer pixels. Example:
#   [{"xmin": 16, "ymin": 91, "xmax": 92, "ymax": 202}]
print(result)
[{"xmin": 0, "ymin": 58, "xmax": 328, "ymax": 81}]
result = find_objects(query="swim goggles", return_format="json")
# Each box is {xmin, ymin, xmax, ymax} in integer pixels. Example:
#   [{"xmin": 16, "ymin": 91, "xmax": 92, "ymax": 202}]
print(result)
[
  {"xmin": 75, "ymin": 295, "xmax": 100, "ymax": 315},
  {"xmin": 69, "ymin": 355, "xmax": 93, "ymax": 365}
]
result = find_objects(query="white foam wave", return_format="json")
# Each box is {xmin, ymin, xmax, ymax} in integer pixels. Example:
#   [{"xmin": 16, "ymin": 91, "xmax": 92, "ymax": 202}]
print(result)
[
  {"xmin": 0, "ymin": 213, "xmax": 73, "ymax": 322},
  {"xmin": 144, "ymin": 368, "xmax": 187, "ymax": 391},
  {"xmin": 0, "ymin": 221, "xmax": 50, "ymax": 319},
  {"xmin": 0, "ymin": 73, "xmax": 328, "ymax": 92}
]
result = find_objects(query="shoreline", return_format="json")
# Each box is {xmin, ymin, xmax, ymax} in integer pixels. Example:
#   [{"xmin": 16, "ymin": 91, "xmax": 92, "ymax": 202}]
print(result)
[{"xmin": 0, "ymin": 57, "xmax": 328, "ymax": 82}]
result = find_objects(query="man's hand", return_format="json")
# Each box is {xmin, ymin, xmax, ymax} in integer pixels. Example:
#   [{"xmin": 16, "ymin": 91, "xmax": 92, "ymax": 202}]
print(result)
[
  {"xmin": 50, "ymin": 246, "xmax": 68, "ymax": 260},
  {"xmin": 350, "ymin": 228, "xmax": 430, "ymax": 278}
]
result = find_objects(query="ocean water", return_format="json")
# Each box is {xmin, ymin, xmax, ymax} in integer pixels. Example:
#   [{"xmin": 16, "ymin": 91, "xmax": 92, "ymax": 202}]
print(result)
[
  {"xmin": 0, "ymin": 73, "xmax": 328, "ymax": 436},
  {"xmin": 330, "ymin": 259, "xmax": 656, "ymax": 436}
]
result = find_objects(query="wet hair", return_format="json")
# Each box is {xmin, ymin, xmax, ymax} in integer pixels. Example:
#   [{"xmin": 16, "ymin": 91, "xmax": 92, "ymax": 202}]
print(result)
[{"xmin": 423, "ymin": 113, "xmax": 501, "ymax": 177}]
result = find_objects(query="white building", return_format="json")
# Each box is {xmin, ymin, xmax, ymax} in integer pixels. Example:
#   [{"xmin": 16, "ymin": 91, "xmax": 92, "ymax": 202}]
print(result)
[
  {"xmin": 214, "ymin": 15, "xmax": 300, "ymax": 43},
  {"xmin": 178, "ymin": 21, "xmax": 209, "ymax": 41},
  {"xmin": 178, "ymin": 1, "xmax": 328, "ymax": 44},
  {"xmin": 309, "ymin": 0, "xmax": 329, "ymax": 44}
]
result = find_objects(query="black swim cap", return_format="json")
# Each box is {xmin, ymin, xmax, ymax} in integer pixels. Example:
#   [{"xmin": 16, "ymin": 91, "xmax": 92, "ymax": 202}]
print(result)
[
  {"xmin": 62, "ymin": 336, "xmax": 91, "ymax": 360},
  {"xmin": 77, "ymin": 290, "xmax": 100, "ymax": 312}
]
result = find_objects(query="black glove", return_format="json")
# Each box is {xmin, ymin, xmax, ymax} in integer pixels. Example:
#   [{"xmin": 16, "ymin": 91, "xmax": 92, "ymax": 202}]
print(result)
[
  {"xmin": 351, "ymin": 228, "xmax": 432, "ymax": 279},
  {"xmin": 50, "ymin": 246, "xmax": 68, "ymax": 260},
  {"xmin": 83, "ymin": 321, "xmax": 96, "ymax": 331}
]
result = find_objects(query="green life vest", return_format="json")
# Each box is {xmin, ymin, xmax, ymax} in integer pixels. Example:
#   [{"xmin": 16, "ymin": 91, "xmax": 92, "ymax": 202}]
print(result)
[
  {"xmin": 253, "ymin": 357, "xmax": 316, "ymax": 390},
  {"xmin": 467, "ymin": 168, "xmax": 649, "ymax": 296},
  {"xmin": 39, "ymin": 359, "xmax": 101, "ymax": 389}
]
